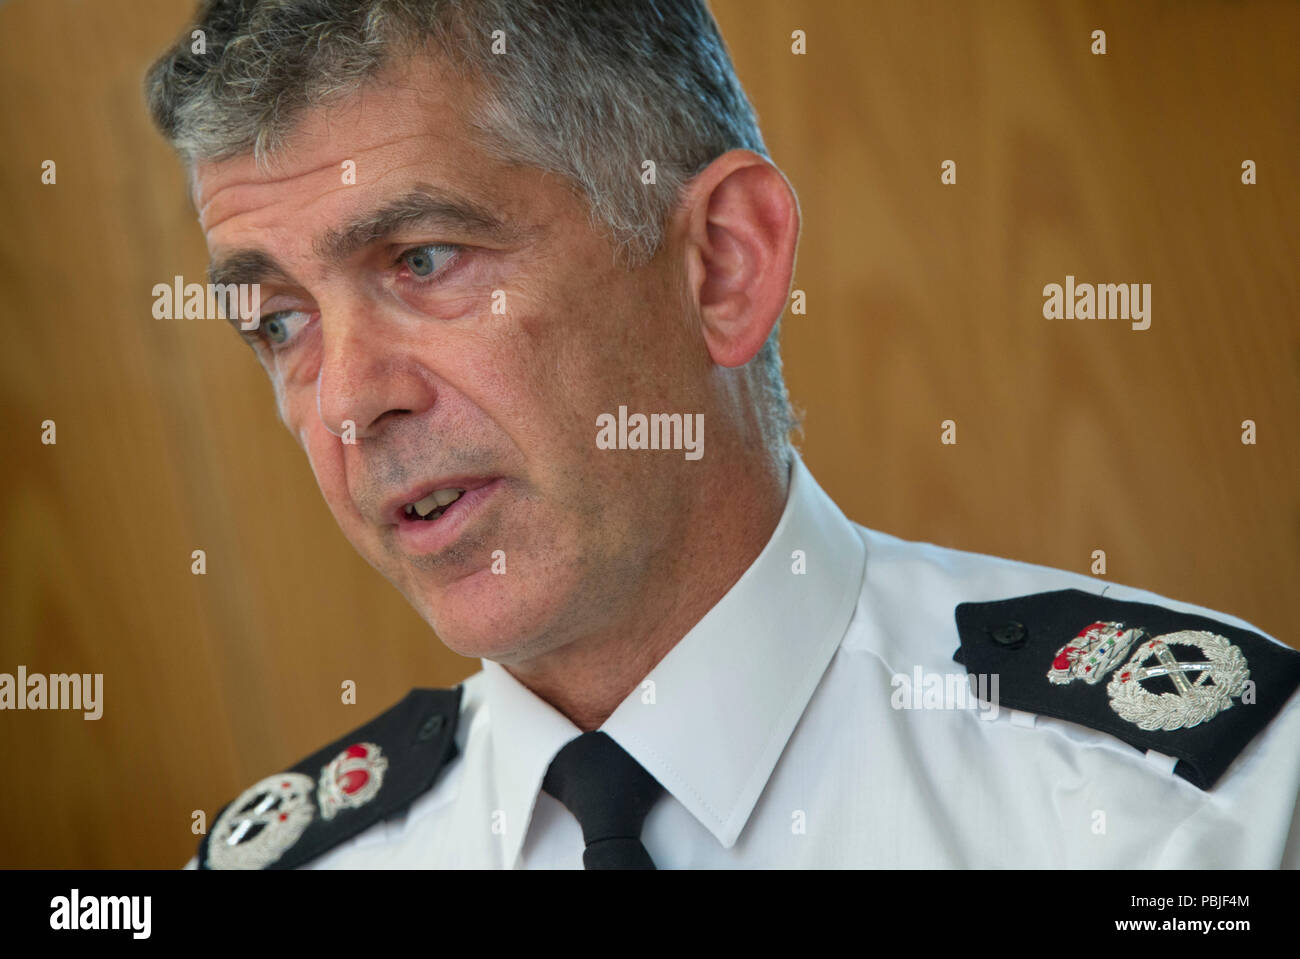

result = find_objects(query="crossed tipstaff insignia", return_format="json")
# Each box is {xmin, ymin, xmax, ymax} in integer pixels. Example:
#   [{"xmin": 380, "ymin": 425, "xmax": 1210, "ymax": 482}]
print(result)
[
  {"xmin": 1047, "ymin": 622, "xmax": 1250, "ymax": 731},
  {"xmin": 207, "ymin": 743, "xmax": 390, "ymax": 869},
  {"xmin": 208, "ymin": 773, "xmax": 316, "ymax": 870}
]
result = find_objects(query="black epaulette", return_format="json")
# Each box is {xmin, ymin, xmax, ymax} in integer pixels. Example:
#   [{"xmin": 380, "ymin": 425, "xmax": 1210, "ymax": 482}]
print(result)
[
  {"xmin": 953, "ymin": 589, "xmax": 1300, "ymax": 790},
  {"xmin": 198, "ymin": 686, "xmax": 462, "ymax": 869}
]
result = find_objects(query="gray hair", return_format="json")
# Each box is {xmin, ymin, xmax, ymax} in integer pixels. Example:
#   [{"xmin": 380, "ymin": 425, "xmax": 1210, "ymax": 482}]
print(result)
[{"xmin": 146, "ymin": 0, "xmax": 795, "ymax": 449}]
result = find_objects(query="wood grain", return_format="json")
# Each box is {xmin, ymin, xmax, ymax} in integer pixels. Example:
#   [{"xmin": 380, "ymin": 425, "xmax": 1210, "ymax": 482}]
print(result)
[{"xmin": 0, "ymin": 0, "xmax": 1294, "ymax": 867}]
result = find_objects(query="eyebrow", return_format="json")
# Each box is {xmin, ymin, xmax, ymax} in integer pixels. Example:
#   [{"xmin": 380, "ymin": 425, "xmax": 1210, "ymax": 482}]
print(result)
[
  {"xmin": 315, "ymin": 183, "xmax": 517, "ymax": 261},
  {"xmin": 207, "ymin": 249, "xmax": 294, "ymax": 292},
  {"xmin": 206, "ymin": 183, "xmax": 519, "ymax": 310},
  {"xmin": 206, "ymin": 250, "xmax": 294, "ymax": 334}
]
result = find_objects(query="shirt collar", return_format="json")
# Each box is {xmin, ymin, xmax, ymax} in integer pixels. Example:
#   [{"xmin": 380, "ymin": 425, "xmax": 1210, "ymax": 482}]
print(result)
[
  {"xmin": 478, "ymin": 659, "xmax": 581, "ymax": 869},
  {"xmin": 480, "ymin": 454, "xmax": 867, "ymax": 863}
]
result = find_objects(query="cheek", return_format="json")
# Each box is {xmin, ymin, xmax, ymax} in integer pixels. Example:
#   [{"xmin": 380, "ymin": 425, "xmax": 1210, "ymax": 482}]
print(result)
[
  {"xmin": 305, "ymin": 431, "xmax": 355, "ymax": 521},
  {"xmin": 277, "ymin": 374, "xmax": 314, "ymax": 441},
  {"xmin": 440, "ymin": 294, "xmax": 583, "ymax": 447},
  {"xmin": 283, "ymin": 387, "xmax": 350, "ymax": 512},
  {"xmin": 513, "ymin": 281, "xmax": 620, "ymax": 396}
]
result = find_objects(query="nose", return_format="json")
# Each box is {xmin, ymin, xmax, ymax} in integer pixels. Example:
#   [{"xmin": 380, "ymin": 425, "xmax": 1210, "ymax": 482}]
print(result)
[{"xmin": 315, "ymin": 301, "xmax": 437, "ymax": 440}]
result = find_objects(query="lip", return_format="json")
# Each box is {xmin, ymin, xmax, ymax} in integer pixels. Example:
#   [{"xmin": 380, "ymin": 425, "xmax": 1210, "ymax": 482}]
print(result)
[
  {"xmin": 387, "ymin": 477, "xmax": 502, "ymax": 556},
  {"xmin": 384, "ymin": 475, "xmax": 498, "ymax": 526}
]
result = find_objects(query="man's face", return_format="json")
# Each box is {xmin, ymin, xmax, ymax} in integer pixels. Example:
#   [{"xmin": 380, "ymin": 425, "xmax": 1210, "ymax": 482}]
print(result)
[{"xmin": 193, "ymin": 56, "xmax": 711, "ymax": 664}]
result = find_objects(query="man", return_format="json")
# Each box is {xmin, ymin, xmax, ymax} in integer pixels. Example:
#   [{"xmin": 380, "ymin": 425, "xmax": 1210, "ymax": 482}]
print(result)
[{"xmin": 147, "ymin": 0, "xmax": 1299, "ymax": 869}]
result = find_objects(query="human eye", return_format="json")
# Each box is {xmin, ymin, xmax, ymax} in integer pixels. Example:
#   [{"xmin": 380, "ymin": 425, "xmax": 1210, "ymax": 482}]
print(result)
[
  {"xmin": 255, "ymin": 309, "xmax": 313, "ymax": 351},
  {"xmin": 397, "ymin": 243, "xmax": 461, "ymax": 280}
]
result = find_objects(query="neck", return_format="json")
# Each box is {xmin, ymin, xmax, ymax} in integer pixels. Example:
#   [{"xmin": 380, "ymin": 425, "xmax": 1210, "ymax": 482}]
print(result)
[{"xmin": 505, "ymin": 446, "xmax": 790, "ymax": 731}]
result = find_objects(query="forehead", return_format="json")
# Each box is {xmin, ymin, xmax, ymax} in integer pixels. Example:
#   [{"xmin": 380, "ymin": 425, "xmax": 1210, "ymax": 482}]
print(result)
[{"xmin": 193, "ymin": 54, "xmax": 508, "ymax": 237}]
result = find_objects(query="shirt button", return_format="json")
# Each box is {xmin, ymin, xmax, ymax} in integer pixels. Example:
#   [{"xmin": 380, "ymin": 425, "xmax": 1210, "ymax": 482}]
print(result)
[{"xmin": 989, "ymin": 621, "xmax": 1027, "ymax": 648}]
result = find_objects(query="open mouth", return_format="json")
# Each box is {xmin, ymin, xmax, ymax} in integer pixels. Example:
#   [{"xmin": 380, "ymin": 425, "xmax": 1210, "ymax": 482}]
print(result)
[{"xmin": 402, "ymin": 488, "xmax": 465, "ymax": 522}]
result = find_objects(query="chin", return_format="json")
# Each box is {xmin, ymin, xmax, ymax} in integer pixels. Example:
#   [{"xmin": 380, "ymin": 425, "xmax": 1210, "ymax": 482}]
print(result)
[{"xmin": 411, "ymin": 566, "xmax": 571, "ymax": 665}]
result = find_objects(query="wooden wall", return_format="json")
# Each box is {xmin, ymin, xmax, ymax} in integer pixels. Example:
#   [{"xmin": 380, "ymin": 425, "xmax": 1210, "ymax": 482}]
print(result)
[{"xmin": 0, "ymin": 0, "xmax": 1295, "ymax": 867}]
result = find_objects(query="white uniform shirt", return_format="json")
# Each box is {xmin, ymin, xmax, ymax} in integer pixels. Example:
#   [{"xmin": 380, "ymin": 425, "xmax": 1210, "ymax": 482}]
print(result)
[{"xmin": 200, "ymin": 455, "xmax": 1300, "ymax": 868}]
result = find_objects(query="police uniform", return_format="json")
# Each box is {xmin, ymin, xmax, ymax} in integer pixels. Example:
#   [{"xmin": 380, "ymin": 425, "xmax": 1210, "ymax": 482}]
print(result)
[{"xmin": 189, "ymin": 456, "xmax": 1300, "ymax": 869}]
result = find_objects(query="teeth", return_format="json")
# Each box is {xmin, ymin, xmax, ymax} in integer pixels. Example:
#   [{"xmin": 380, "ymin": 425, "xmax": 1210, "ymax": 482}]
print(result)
[
  {"xmin": 408, "ymin": 488, "xmax": 464, "ymax": 519},
  {"xmin": 433, "ymin": 488, "xmax": 463, "ymax": 507},
  {"xmin": 411, "ymin": 493, "xmax": 439, "ymax": 517}
]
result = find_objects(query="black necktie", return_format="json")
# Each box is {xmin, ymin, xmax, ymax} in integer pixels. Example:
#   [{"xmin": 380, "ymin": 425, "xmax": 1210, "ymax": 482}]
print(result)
[{"xmin": 541, "ymin": 731, "xmax": 664, "ymax": 869}]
